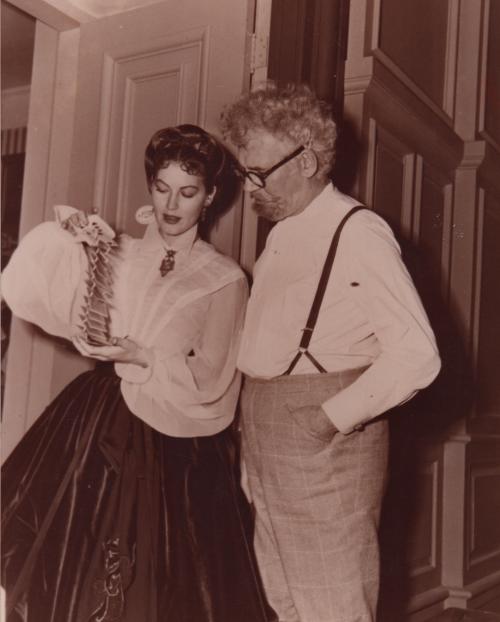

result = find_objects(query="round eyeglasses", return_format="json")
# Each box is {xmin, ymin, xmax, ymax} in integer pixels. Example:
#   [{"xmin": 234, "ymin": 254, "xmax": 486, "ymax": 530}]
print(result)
[{"xmin": 235, "ymin": 145, "xmax": 305, "ymax": 189}]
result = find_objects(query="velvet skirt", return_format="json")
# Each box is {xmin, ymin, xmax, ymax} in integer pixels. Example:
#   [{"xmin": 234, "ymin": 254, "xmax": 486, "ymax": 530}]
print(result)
[{"xmin": 1, "ymin": 365, "xmax": 274, "ymax": 622}]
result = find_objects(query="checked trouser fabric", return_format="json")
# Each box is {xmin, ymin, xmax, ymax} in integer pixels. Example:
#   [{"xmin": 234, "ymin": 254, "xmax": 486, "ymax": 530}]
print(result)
[{"xmin": 241, "ymin": 370, "xmax": 389, "ymax": 622}]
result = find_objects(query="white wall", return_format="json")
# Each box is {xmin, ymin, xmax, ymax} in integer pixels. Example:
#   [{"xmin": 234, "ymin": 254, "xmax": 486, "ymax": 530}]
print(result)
[{"xmin": 1, "ymin": 86, "xmax": 30, "ymax": 129}]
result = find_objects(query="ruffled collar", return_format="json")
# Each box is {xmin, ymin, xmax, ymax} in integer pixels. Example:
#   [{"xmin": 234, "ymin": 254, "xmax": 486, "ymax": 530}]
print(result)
[{"xmin": 140, "ymin": 221, "xmax": 199, "ymax": 258}]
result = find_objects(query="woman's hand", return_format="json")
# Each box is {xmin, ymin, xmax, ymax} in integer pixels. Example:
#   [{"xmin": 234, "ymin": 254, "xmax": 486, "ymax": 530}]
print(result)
[
  {"xmin": 60, "ymin": 210, "xmax": 89, "ymax": 235},
  {"xmin": 72, "ymin": 336, "xmax": 149, "ymax": 368}
]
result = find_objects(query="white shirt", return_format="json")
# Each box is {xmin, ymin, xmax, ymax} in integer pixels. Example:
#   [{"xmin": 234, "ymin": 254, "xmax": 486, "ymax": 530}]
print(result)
[
  {"xmin": 2, "ymin": 217, "xmax": 248, "ymax": 438},
  {"xmin": 238, "ymin": 184, "xmax": 441, "ymax": 434}
]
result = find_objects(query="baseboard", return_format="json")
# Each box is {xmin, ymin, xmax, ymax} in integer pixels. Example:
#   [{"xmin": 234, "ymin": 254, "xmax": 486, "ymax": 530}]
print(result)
[
  {"xmin": 406, "ymin": 587, "xmax": 450, "ymax": 622},
  {"xmin": 446, "ymin": 570, "xmax": 500, "ymax": 612},
  {"xmin": 428, "ymin": 607, "xmax": 500, "ymax": 621}
]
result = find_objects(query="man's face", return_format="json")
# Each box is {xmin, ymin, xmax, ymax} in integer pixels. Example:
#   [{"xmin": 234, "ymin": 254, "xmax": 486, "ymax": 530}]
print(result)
[{"xmin": 239, "ymin": 130, "xmax": 309, "ymax": 222}]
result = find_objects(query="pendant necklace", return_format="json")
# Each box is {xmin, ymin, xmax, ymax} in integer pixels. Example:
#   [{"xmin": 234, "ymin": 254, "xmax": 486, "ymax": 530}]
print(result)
[{"xmin": 159, "ymin": 249, "xmax": 176, "ymax": 277}]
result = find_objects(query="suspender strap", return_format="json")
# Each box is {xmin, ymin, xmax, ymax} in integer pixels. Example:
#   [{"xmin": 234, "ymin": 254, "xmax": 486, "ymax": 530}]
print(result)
[{"xmin": 282, "ymin": 205, "xmax": 365, "ymax": 376}]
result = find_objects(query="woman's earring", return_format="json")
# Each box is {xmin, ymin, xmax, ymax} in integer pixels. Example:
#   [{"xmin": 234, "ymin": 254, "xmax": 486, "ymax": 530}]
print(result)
[
  {"xmin": 135, "ymin": 205, "xmax": 155, "ymax": 225},
  {"xmin": 200, "ymin": 206, "xmax": 208, "ymax": 222},
  {"xmin": 205, "ymin": 188, "xmax": 216, "ymax": 207}
]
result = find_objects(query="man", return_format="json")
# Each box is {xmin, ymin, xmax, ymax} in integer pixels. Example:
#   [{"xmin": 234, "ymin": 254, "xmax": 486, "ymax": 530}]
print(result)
[{"xmin": 221, "ymin": 83, "xmax": 440, "ymax": 622}]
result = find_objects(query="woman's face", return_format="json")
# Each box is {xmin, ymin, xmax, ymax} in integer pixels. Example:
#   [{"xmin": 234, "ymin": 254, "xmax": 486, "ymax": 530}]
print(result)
[{"xmin": 150, "ymin": 161, "xmax": 212, "ymax": 242}]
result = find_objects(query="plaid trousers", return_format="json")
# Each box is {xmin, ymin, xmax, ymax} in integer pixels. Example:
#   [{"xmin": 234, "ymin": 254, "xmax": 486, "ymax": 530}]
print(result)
[{"xmin": 241, "ymin": 370, "xmax": 389, "ymax": 622}]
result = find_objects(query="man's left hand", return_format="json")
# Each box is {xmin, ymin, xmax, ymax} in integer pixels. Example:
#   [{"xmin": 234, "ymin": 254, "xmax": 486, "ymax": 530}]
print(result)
[{"xmin": 285, "ymin": 403, "xmax": 339, "ymax": 443}]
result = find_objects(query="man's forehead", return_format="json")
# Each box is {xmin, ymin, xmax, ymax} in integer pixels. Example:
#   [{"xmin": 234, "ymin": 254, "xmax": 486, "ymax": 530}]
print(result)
[{"xmin": 242, "ymin": 131, "xmax": 294, "ymax": 165}]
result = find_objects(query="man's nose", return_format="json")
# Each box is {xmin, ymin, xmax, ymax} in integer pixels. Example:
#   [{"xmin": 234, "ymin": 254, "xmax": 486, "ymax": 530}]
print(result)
[{"xmin": 243, "ymin": 177, "xmax": 261, "ymax": 193}]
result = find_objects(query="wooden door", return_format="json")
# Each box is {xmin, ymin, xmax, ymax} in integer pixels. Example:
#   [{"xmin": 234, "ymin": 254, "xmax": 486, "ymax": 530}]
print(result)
[
  {"xmin": 2, "ymin": 0, "xmax": 252, "ymax": 459},
  {"xmin": 344, "ymin": 0, "xmax": 500, "ymax": 619},
  {"xmin": 66, "ymin": 0, "xmax": 250, "ymax": 249}
]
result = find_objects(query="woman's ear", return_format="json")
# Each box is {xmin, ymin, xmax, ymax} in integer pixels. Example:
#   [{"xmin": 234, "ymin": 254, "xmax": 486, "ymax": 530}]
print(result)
[
  {"xmin": 300, "ymin": 149, "xmax": 319, "ymax": 178},
  {"xmin": 204, "ymin": 187, "xmax": 216, "ymax": 206}
]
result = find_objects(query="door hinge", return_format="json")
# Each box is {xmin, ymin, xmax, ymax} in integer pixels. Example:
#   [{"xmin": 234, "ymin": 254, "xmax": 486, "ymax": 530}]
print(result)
[{"xmin": 249, "ymin": 31, "xmax": 269, "ymax": 74}]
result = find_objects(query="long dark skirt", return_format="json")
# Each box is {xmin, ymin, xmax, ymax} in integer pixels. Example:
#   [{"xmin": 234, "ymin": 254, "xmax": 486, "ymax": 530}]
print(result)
[{"xmin": 1, "ymin": 366, "xmax": 273, "ymax": 622}]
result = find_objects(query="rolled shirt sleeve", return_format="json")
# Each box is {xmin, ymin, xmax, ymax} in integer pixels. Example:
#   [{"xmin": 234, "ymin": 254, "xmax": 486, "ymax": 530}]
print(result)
[{"xmin": 321, "ymin": 213, "xmax": 441, "ymax": 434}]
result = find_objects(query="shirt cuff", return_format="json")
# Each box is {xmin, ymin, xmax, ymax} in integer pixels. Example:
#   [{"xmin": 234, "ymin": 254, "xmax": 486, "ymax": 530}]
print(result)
[
  {"xmin": 321, "ymin": 391, "xmax": 374, "ymax": 435},
  {"xmin": 114, "ymin": 348, "xmax": 155, "ymax": 384}
]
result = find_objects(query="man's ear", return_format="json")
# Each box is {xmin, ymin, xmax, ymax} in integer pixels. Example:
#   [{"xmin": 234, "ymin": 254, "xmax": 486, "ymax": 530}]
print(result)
[{"xmin": 300, "ymin": 149, "xmax": 319, "ymax": 178}]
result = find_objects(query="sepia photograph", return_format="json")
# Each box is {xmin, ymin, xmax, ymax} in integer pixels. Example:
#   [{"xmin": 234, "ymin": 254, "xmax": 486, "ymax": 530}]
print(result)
[{"xmin": 1, "ymin": 1, "xmax": 499, "ymax": 621}]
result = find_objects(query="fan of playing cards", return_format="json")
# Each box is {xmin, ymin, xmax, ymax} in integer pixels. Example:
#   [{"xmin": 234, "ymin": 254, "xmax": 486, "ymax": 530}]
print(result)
[{"xmin": 55, "ymin": 205, "xmax": 120, "ymax": 346}]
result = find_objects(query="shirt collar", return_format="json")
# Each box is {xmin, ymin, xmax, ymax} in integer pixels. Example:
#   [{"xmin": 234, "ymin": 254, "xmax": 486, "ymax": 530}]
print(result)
[
  {"xmin": 269, "ymin": 183, "xmax": 363, "ymax": 252},
  {"xmin": 275, "ymin": 182, "xmax": 334, "ymax": 236},
  {"xmin": 276, "ymin": 183, "xmax": 361, "ymax": 233}
]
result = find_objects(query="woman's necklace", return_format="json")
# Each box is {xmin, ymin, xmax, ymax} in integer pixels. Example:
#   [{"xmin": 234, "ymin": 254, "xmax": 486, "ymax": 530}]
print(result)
[{"xmin": 159, "ymin": 249, "xmax": 176, "ymax": 277}]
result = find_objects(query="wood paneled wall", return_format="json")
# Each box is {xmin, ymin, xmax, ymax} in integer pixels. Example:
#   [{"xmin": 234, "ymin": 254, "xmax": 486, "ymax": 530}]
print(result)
[{"xmin": 343, "ymin": 0, "xmax": 500, "ymax": 619}]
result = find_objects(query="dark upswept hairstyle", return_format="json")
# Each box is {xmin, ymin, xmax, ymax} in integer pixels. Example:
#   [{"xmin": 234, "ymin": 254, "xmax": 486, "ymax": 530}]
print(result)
[
  {"xmin": 144, "ymin": 124, "xmax": 241, "ymax": 235},
  {"xmin": 144, "ymin": 124, "xmax": 227, "ymax": 194},
  {"xmin": 220, "ymin": 82, "xmax": 337, "ymax": 181}
]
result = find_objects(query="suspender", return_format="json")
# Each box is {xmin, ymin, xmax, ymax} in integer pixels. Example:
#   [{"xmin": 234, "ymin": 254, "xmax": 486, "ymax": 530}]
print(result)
[{"xmin": 282, "ymin": 205, "xmax": 366, "ymax": 376}]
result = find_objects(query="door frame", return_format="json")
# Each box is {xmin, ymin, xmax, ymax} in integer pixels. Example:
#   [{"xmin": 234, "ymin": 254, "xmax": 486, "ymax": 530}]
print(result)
[{"xmin": 2, "ymin": 4, "xmax": 86, "ymax": 460}]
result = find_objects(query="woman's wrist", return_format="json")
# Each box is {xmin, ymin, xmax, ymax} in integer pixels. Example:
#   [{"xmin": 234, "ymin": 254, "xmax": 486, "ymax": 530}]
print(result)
[
  {"xmin": 131, "ymin": 346, "xmax": 152, "ymax": 368},
  {"xmin": 134, "ymin": 351, "xmax": 149, "ymax": 368},
  {"xmin": 114, "ymin": 347, "xmax": 154, "ymax": 385}
]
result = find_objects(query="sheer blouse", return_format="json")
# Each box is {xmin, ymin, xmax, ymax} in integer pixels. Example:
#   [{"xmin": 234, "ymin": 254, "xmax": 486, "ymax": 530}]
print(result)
[{"xmin": 1, "ymin": 215, "xmax": 248, "ymax": 437}]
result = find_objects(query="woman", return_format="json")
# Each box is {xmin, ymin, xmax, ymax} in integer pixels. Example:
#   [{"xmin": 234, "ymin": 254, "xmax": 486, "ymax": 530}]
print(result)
[{"xmin": 1, "ymin": 125, "xmax": 273, "ymax": 621}]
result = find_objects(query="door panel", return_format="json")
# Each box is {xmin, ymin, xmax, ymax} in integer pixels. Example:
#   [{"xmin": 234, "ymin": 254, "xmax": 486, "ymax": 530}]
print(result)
[{"xmin": 92, "ymin": 27, "xmax": 208, "ymax": 236}]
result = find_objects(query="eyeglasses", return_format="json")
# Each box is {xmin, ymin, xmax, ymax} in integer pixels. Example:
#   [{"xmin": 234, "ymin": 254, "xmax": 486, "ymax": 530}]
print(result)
[{"xmin": 235, "ymin": 145, "xmax": 305, "ymax": 189}]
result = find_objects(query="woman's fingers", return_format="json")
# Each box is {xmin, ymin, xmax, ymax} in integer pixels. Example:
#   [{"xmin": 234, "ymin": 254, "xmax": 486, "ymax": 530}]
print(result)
[
  {"xmin": 72, "ymin": 336, "xmax": 119, "ymax": 360},
  {"xmin": 71, "ymin": 335, "xmax": 143, "ymax": 365},
  {"xmin": 71, "ymin": 211, "xmax": 89, "ymax": 228},
  {"xmin": 110, "ymin": 336, "xmax": 133, "ymax": 346}
]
